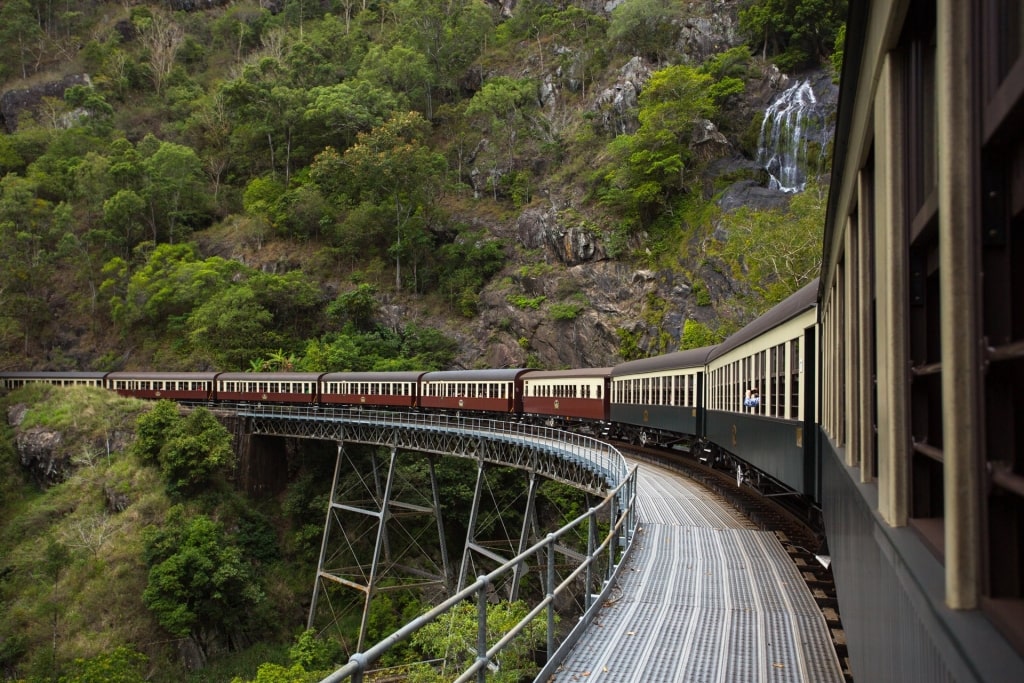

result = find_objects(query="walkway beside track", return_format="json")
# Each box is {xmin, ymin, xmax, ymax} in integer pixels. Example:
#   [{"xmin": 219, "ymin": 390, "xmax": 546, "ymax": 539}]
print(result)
[{"xmin": 551, "ymin": 459, "xmax": 845, "ymax": 683}]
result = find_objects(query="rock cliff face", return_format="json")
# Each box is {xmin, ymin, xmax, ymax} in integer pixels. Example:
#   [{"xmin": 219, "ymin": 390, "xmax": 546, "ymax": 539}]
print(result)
[
  {"xmin": 6, "ymin": 403, "xmax": 132, "ymax": 490},
  {"xmin": 0, "ymin": 73, "xmax": 91, "ymax": 133},
  {"xmin": 433, "ymin": 0, "xmax": 836, "ymax": 372}
]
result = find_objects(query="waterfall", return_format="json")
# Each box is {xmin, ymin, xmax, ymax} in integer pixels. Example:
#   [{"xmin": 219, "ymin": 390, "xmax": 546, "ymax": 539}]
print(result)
[{"xmin": 757, "ymin": 80, "xmax": 828, "ymax": 193}]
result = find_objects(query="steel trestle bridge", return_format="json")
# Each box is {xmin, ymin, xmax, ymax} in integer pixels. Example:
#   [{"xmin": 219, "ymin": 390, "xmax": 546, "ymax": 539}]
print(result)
[{"xmin": 231, "ymin": 404, "xmax": 638, "ymax": 683}]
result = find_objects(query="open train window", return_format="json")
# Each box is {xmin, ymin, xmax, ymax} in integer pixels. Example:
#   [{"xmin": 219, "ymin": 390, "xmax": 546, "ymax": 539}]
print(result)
[{"xmin": 902, "ymin": 0, "xmax": 943, "ymax": 554}]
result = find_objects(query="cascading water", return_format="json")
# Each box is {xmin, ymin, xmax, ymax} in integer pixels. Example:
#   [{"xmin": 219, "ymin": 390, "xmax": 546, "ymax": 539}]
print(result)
[{"xmin": 757, "ymin": 80, "xmax": 829, "ymax": 193}]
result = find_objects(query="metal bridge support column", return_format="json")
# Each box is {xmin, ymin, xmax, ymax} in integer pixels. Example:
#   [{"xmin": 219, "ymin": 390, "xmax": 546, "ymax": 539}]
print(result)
[
  {"xmin": 308, "ymin": 442, "xmax": 449, "ymax": 651},
  {"xmin": 458, "ymin": 456, "xmax": 487, "ymax": 594},
  {"xmin": 308, "ymin": 442, "xmax": 346, "ymax": 630},
  {"xmin": 509, "ymin": 468, "xmax": 539, "ymax": 602},
  {"xmin": 428, "ymin": 457, "xmax": 451, "ymax": 592},
  {"xmin": 357, "ymin": 445, "xmax": 399, "ymax": 651}
]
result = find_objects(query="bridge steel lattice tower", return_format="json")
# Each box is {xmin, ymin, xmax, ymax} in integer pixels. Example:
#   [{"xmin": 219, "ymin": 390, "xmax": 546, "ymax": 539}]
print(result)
[{"xmin": 237, "ymin": 404, "xmax": 626, "ymax": 653}]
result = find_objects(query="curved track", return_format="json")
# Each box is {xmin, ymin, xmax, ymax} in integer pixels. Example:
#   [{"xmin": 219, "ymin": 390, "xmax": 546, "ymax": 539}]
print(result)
[{"xmin": 552, "ymin": 459, "xmax": 844, "ymax": 683}]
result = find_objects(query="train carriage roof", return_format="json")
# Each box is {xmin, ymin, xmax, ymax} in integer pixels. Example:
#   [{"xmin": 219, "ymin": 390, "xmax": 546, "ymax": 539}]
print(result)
[
  {"xmin": 421, "ymin": 369, "xmax": 528, "ymax": 382},
  {"xmin": 706, "ymin": 278, "xmax": 818, "ymax": 363},
  {"xmin": 522, "ymin": 368, "xmax": 612, "ymax": 380},
  {"xmin": 320, "ymin": 371, "xmax": 426, "ymax": 382},
  {"xmin": 106, "ymin": 371, "xmax": 219, "ymax": 380},
  {"xmin": 610, "ymin": 347, "xmax": 717, "ymax": 377},
  {"xmin": 215, "ymin": 372, "xmax": 323, "ymax": 382},
  {"xmin": 0, "ymin": 371, "xmax": 108, "ymax": 379}
]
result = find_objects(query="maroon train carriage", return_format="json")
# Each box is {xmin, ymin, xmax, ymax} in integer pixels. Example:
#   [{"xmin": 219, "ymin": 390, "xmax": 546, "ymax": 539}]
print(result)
[
  {"xmin": 419, "ymin": 369, "xmax": 528, "ymax": 414},
  {"xmin": 106, "ymin": 371, "xmax": 218, "ymax": 402},
  {"xmin": 521, "ymin": 368, "xmax": 612, "ymax": 423},
  {"xmin": 319, "ymin": 371, "xmax": 425, "ymax": 408},
  {"xmin": 0, "ymin": 371, "xmax": 108, "ymax": 389},
  {"xmin": 214, "ymin": 372, "xmax": 321, "ymax": 404}
]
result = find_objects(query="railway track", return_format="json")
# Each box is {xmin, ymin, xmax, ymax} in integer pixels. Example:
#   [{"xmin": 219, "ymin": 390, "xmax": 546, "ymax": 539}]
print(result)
[{"xmin": 614, "ymin": 441, "xmax": 854, "ymax": 682}]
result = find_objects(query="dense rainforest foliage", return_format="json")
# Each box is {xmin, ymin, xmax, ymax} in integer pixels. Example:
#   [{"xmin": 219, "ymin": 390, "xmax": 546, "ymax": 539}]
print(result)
[
  {"xmin": 0, "ymin": 0, "xmax": 845, "ymax": 680},
  {"xmin": 0, "ymin": 0, "xmax": 842, "ymax": 373}
]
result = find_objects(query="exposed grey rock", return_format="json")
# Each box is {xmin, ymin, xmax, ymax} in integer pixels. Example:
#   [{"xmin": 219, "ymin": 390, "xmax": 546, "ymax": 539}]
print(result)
[
  {"xmin": 693, "ymin": 118, "xmax": 732, "ymax": 162},
  {"xmin": 675, "ymin": 2, "xmax": 743, "ymax": 63},
  {"xmin": 164, "ymin": 0, "xmax": 233, "ymax": 10},
  {"xmin": 516, "ymin": 206, "xmax": 607, "ymax": 266},
  {"xmin": 16, "ymin": 426, "xmax": 68, "ymax": 487},
  {"xmin": 0, "ymin": 73, "xmax": 91, "ymax": 133},
  {"xmin": 592, "ymin": 56, "xmax": 651, "ymax": 135},
  {"xmin": 718, "ymin": 179, "xmax": 792, "ymax": 213}
]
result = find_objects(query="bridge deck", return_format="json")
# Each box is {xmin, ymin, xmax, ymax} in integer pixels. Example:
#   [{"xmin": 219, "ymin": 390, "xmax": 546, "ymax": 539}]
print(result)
[{"xmin": 552, "ymin": 460, "xmax": 844, "ymax": 683}]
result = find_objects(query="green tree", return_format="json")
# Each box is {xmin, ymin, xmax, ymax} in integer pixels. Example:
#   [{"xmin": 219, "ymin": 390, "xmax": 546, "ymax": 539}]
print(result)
[
  {"xmin": 157, "ymin": 407, "xmax": 235, "ymax": 496},
  {"xmin": 738, "ymin": 0, "xmax": 847, "ymax": 70},
  {"xmin": 408, "ymin": 600, "xmax": 547, "ymax": 683},
  {"xmin": 106, "ymin": 243, "xmax": 241, "ymax": 331},
  {"xmin": 598, "ymin": 64, "xmax": 716, "ymax": 227},
  {"xmin": 138, "ymin": 137, "xmax": 211, "ymax": 243},
  {"xmin": 58, "ymin": 646, "xmax": 148, "ymax": 683},
  {"xmin": 221, "ymin": 57, "xmax": 309, "ymax": 180},
  {"xmin": 327, "ymin": 283, "xmax": 379, "ymax": 331},
  {"xmin": 357, "ymin": 44, "xmax": 433, "ymax": 116},
  {"xmin": 395, "ymin": 0, "xmax": 494, "ymax": 98},
  {"xmin": 304, "ymin": 79, "xmax": 401, "ymax": 153},
  {"xmin": 717, "ymin": 181, "xmax": 826, "ymax": 305},
  {"xmin": 0, "ymin": 0, "xmax": 45, "ymax": 80},
  {"xmin": 464, "ymin": 77, "xmax": 537, "ymax": 196},
  {"xmin": 101, "ymin": 189, "xmax": 147, "ymax": 258},
  {"xmin": 607, "ymin": 0, "xmax": 683, "ymax": 63},
  {"xmin": 187, "ymin": 285, "xmax": 276, "ymax": 369},
  {"xmin": 143, "ymin": 508, "xmax": 265, "ymax": 655},
  {"xmin": 334, "ymin": 112, "xmax": 446, "ymax": 291},
  {"xmin": 131, "ymin": 399, "xmax": 181, "ymax": 465},
  {"xmin": 681, "ymin": 318, "xmax": 724, "ymax": 349}
]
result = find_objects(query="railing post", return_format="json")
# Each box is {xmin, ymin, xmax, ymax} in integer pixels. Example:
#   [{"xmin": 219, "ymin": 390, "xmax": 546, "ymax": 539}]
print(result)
[
  {"xmin": 585, "ymin": 508, "xmax": 596, "ymax": 612},
  {"xmin": 477, "ymin": 576, "xmax": 489, "ymax": 683},
  {"xmin": 607, "ymin": 490, "xmax": 616, "ymax": 582},
  {"xmin": 546, "ymin": 532, "xmax": 556, "ymax": 659}
]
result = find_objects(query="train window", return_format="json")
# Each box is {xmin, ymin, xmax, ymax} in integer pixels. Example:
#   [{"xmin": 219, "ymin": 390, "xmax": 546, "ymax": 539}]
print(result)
[
  {"xmin": 902, "ymin": 0, "xmax": 943, "ymax": 544},
  {"xmin": 790, "ymin": 339, "xmax": 800, "ymax": 420}
]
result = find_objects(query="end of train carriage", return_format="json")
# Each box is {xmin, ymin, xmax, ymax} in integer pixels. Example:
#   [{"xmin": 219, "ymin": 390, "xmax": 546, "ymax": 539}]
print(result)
[
  {"xmin": 608, "ymin": 346, "xmax": 716, "ymax": 453},
  {"xmin": 703, "ymin": 280, "xmax": 820, "ymax": 501},
  {"xmin": 520, "ymin": 368, "xmax": 612, "ymax": 428}
]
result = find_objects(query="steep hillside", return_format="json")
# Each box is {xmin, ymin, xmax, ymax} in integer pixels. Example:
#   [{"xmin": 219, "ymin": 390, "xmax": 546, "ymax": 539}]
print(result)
[{"xmin": 0, "ymin": 0, "xmax": 841, "ymax": 372}]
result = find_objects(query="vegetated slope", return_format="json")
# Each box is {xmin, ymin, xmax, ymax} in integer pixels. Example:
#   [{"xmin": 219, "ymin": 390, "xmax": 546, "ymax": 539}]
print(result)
[
  {"xmin": 0, "ymin": 1, "xmax": 846, "ymax": 675},
  {"xmin": 0, "ymin": 0, "xmax": 842, "ymax": 374}
]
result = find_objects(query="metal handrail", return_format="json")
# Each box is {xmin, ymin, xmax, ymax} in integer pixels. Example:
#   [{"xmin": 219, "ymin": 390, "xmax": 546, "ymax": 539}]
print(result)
[{"xmin": 224, "ymin": 403, "xmax": 635, "ymax": 683}]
